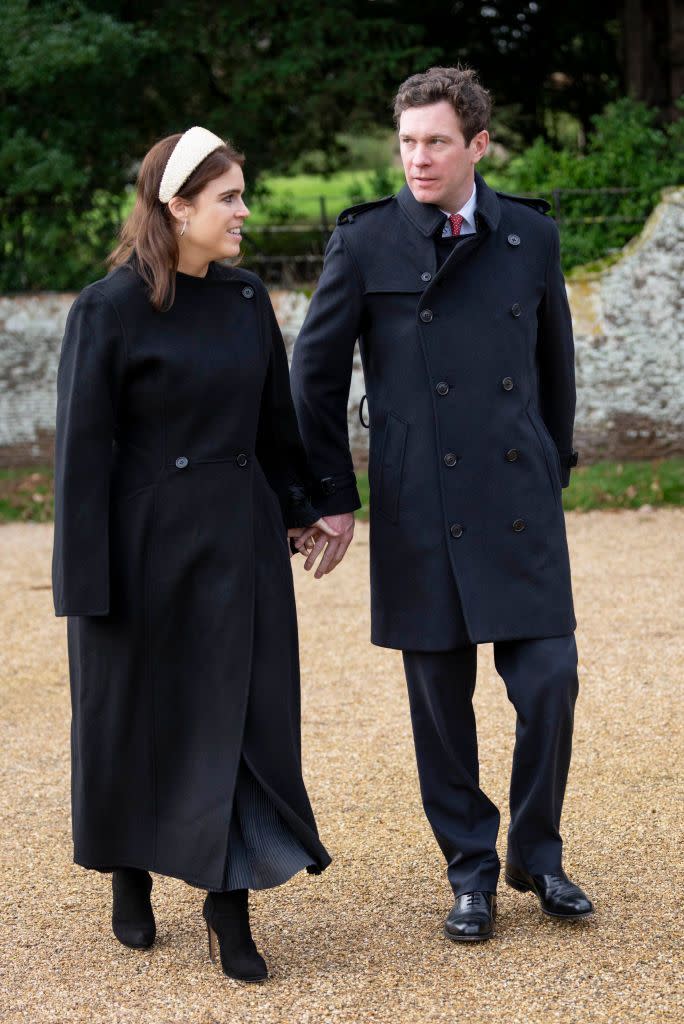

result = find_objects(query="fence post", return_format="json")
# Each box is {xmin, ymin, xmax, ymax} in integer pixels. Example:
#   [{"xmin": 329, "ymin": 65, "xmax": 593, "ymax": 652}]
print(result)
[
  {"xmin": 319, "ymin": 196, "xmax": 330, "ymax": 250},
  {"xmin": 552, "ymin": 188, "xmax": 562, "ymax": 224}
]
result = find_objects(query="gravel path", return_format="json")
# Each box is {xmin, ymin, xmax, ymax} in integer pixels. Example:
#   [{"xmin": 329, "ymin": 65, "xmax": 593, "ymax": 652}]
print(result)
[{"xmin": 1, "ymin": 511, "xmax": 683, "ymax": 1024}]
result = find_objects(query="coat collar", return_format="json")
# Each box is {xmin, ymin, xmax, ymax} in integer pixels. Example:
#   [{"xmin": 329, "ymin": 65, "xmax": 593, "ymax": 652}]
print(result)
[{"xmin": 396, "ymin": 171, "xmax": 501, "ymax": 237}]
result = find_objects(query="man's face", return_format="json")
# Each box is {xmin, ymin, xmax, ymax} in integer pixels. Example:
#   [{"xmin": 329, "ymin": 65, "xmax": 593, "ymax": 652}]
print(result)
[{"xmin": 398, "ymin": 100, "xmax": 488, "ymax": 210}]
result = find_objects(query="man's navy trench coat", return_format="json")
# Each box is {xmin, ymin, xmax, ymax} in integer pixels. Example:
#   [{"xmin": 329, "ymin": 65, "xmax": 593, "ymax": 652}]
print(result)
[
  {"xmin": 52, "ymin": 262, "xmax": 330, "ymax": 890},
  {"xmin": 291, "ymin": 173, "xmax": 579, "ymax": 651}
]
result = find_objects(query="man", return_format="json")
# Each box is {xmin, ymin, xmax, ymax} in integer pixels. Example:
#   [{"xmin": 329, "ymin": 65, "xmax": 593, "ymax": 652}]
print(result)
[{"xmin": 290, "ymin": 66, "xmax": 593, "ymax": 941}]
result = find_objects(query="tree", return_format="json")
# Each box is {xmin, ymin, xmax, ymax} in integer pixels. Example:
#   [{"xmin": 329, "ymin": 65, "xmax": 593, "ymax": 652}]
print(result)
[
  {"xmin": 621, "ymin": 0, "xmax": 684, "ymax": 120},
  {"xmin": 1, "ymin": 1, "xmax": 167, "ymax": 289},
  {"xmin": 1, "ymin": 0, "xmax": 681, "ymax": 291},
  {"xmin": 1, "ymin": 0, "xmax": 436, "ymax": 289}
]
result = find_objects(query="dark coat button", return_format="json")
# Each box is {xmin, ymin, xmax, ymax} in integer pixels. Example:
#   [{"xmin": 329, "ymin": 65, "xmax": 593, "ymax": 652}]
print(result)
[
  {"xmin": 508, "ymin": 234, "xmax": 521, "ymax": 246},
  {"xmin": 450, "ymin": 523, "xmax": 464, "ymax": 538},
  {"xmin": 241, "ymin": 285, "xmax": 255, "ymax": 299},
  {"xmin": 511, "ymin": 302, "xmax": 522, "ymax": 318},
  {"xmin": 512, "ymin": 518, "xmax": 526, "ymax": 532},
  {"xmin": 505, "ymin": 448, "xmax": 519, "ymax": 462},
  {"xmin": 175, "ymin": 456, "xmax": 189, "ymax": 469},
  {"xmin": 502, "ymin": 377, "xmax": 514, "ymax": 391},
  {"xmin": 236, "ymin": 453, "xmax": 248, "ymax": 467},
  {"xmin": 420, "ymin": 309, "xmax": 433, "ymax": 323},
  {"xmin": 421, "ymin": 271, "xmax": 432, "ymax": 282},
  {"xmin": 436, "ymin": 381, "xmax": 449, "ymax": 396},
  {"xmin": 444, "ymin": 452, "xmax": 458, "ymax": 467}
]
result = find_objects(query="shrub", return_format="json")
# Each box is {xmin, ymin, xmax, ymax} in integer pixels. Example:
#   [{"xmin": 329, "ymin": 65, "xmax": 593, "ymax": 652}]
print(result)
[{"xmin": 499, "ymin": 98, "xmax": 684, "ymax": 270}]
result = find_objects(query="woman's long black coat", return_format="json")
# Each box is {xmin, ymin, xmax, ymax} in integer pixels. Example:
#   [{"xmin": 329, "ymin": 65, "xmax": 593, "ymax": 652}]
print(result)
[{"xmin": 52, "ymin": 261, "xmax": 330, "ymax": 890}]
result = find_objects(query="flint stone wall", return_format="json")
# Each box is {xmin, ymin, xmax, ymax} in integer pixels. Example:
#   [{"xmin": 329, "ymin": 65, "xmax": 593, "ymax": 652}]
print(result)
[
  {"xmin": 567, "ymin": 187, "xmax": 683, "ymax": 461},
  {"xmin": 1, "ymin": 187, "xmax": 682, "ymax": 468}
]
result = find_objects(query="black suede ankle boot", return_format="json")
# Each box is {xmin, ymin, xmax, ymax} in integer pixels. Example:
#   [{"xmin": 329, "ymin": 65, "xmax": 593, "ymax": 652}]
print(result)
[
  {"xmin": 203, "ymin": 889, "xmax": 268, "ymax": 982},
  {"xmin": 111, "ymin": 868, "xmax": 156, "ymax": 949}
]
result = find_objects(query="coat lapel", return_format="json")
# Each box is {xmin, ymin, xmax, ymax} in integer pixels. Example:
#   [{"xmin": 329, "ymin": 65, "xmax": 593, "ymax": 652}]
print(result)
[{"xmin": 395, "ymin": 173, "xmax": 503, "ymax": 288}]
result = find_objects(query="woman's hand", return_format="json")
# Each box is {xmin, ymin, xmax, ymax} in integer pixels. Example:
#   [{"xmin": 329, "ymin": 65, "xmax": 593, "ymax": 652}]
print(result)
[{"xmin": 287, "ymin": 518, "xmax": 339, "ymax": 559}]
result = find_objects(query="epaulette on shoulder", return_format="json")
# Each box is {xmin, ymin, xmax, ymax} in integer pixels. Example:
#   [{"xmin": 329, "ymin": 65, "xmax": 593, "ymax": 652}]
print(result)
[
  {"xmin": 496, "ymin": 190, "xmax": 551, "ymax": 215},
  {"xmin": 336, "ymin": 194, "xmax": 395, "ymax": 226}
]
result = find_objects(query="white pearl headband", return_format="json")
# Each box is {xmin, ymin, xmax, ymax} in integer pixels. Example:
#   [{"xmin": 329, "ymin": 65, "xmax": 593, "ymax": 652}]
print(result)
[{"xmin": 158, "ymin": 126, "xmax": 225, "ymax": 204}]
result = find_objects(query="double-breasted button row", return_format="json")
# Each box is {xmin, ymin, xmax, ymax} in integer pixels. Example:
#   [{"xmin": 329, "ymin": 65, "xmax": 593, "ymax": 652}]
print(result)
[
  {"xmin": 444, "ymin": 450, "xmax": 519, "ymax": 468},
  {"xmin": 421, "ymin": 271, "xmax": 432, "ymax": 283},
  {"xmin": 450, "ymin": 518, "xmax": 526, "ymax": 537},
  {"xmin": 175, "ymin": 456, "xmax": 189, "ymax": 469},
  {"xmin": 423, "ymin": 300, "xmax": 520, "ymax": 322},
  {"xmin": 438, "ymin": 377, "xmax": 514, "ymax": 394},
  {"xmin": 236, "ymin": 453, "xmax": 249, "ymax": 467},
  {"xmin": 422, "ymin": 302, "xmax": 520, "ymax": 325}
]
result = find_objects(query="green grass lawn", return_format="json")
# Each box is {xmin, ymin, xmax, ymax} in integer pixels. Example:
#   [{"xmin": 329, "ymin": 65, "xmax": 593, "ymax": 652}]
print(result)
[
  {"xmin": 2, "ymin": 460, "xmax": 682, "ymax": 524},
  {"xmin": 247, "ymin": 163, "xmax": 514, "ymax": 226},
  {"xmin": 248, "ymin": 169, "xmax": 407, "ymax": 224}
]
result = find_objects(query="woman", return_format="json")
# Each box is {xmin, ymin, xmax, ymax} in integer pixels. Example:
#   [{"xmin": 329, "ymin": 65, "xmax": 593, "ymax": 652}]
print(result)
[{"xmin": 52, "ymin": 126, "xmax": 337, "ymax": 983}]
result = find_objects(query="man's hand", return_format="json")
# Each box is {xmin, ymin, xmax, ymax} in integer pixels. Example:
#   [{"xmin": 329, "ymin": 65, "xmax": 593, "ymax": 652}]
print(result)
[
  {"xmin": 288, "ymin": 518, "xmax": 339, "ymax": 559},
  {"xmin": 295, "ymin": 512, "xmax": 355, "ymax": 579}
]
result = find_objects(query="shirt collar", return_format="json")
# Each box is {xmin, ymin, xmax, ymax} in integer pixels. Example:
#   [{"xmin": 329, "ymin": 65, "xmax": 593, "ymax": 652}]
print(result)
[
  {"xmin": 440, "ymin": 180, "xmax": 478, "ymax": 231},
  {"xmin": 397, "ymin": 172, "xmax": 500, "ymax": 236}
]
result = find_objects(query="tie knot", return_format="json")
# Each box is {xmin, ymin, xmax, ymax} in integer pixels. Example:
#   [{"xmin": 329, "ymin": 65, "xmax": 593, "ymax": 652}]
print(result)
[{"xmin": 449, "ymin": 213, "xmax": 464, "ymax": 237}]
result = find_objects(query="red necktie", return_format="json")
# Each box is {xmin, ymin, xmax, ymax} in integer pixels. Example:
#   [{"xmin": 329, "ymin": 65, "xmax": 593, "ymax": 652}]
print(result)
[{"xmin": 449, "ymin": 213, "xmax": 464, "ymax": 237}]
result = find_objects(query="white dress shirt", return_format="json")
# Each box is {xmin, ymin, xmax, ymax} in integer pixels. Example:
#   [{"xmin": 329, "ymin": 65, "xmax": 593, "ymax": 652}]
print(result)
[{"xmin": 440, "ymin": 181, "xmax": 478, "ymax": 237}]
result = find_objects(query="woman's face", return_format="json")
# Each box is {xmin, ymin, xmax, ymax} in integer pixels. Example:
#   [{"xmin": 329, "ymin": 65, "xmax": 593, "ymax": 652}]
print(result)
[{"xmin": 176, "ymin": 164, "xmax": 250, "ymax": 263}]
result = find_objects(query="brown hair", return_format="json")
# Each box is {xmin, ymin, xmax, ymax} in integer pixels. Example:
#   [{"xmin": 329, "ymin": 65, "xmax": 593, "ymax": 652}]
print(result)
[
  {"xmin": 393, "ymin": 66, "xmax": 491, "ymax": 145},
  {"xmin": 108, "ymin": 133, "xmax": 244, "ymax": 311}
]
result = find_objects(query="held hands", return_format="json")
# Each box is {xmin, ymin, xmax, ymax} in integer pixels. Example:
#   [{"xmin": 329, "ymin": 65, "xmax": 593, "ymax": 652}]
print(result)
[
  {"xmin": 286, "ymin": 518, "xmax": 339, "ymax": 564},
  {"xmin": 287, "ymin": 512, "xmax": 355, "ymax": 579}
]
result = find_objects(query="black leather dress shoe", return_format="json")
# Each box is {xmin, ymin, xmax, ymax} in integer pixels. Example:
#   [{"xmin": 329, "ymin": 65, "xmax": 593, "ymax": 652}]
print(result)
[
  {"xmin": 505, "ymin": 864, "xmax": 593, "ymax": 918},
  {"xmin": 444, "ymin": 891, "xmax": 496, "ymax": 942}
]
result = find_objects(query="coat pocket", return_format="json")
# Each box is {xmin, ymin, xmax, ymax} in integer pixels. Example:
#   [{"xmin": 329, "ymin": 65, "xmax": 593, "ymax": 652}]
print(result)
[
  {"xmin": 525, "ymin": 402, "xmax": 562, "ymax": 504},
  {"xmin": 377, "ymin": 411, "xmax": 408, "ymax": 523}
]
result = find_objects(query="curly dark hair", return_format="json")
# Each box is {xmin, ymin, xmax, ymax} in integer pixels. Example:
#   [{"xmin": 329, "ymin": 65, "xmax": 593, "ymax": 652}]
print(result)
[{"xmin": 393, "ymin": 66, "xmax": 491, "ymax": 145}]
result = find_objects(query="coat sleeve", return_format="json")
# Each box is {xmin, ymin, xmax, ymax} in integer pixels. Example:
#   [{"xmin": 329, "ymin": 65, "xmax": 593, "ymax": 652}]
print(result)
[
  {"xmin": 52, "ymin": 286, "xmax": 126, "ymax": 616},
  {"xmin": 536, "ymin": 220, "xmax": 577, "ymax": 488},
  {"xmin": 255, "ymin": 289, "xmax": 323, "ymax": 529},
  {"xmin": 290, "ymin": 229, "xmax": 364, "ymax": 516}
]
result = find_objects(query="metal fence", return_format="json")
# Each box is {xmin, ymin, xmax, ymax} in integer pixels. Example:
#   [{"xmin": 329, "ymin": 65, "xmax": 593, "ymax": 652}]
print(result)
[{"xmin": 240, "ymin": 186, "xmax": 656, "ymax": 283}]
